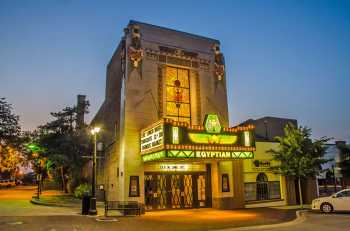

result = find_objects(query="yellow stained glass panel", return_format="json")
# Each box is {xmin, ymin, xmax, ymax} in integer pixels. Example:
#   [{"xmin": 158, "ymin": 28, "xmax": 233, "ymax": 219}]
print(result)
[
  {"xmin": 166, "ymin": 102, "xmax": 179, "ymax": 116},
  {"xmin": 179, "ymin": 103, "xmax": 190, "ymax": 117},
  {"xmin": 177, "ymin": 68, "xmax": 189, "ymax": 88},
  {"xmin": 166, "ymin": 87, "xmax": 190, "ymax": 103},
  {"xmin": 166, "ymin": 66, "xmax": 177, "ymax": 86},
  {"xmin": 166, "ymin": 102, "xmax": 190, "ymax": 117}
]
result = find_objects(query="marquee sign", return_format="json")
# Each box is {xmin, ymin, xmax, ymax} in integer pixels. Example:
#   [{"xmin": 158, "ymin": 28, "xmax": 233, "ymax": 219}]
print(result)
[
  {"xmin": 140, "ymin": 121, "xmax": 164, "ymax": 153},
  {"xmin": 141, "ymin": 150, "xmax": 254, "ymax": 162},
  {"xmin": 140, "ymin": 114, "xmax": 255, "ymax": 161}
]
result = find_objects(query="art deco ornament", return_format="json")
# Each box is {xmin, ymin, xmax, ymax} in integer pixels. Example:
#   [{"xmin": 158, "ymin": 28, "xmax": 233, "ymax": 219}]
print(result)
[
  {"xmin": 128, "ymin": 25, "xmax": 143, "ymax": 68},
  {"xmin": 212, "ymin": 43, "xmax": 225, "ymax": 81}
]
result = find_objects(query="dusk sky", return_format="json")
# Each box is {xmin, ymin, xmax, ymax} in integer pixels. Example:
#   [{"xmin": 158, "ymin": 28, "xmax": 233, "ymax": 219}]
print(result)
[{"xmin": 1, "ymin": 0, "xmax": 349, "ymax": 142}]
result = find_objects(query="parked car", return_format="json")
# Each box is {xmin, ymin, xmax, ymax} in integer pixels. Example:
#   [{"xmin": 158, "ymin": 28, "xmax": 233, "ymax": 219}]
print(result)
[
  {"xmin": 312, "ymin": 189, "xmax": 350, "ymax": 213},
  {"xmin": 0, "ymin": 179, "xmax": 16, "ymax": 188}
]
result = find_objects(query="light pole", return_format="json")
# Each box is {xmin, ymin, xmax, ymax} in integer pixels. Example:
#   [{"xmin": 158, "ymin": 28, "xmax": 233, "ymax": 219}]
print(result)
[{"xmin": 89, "ymin": 126, "xmax": 100, "ymax": 215}]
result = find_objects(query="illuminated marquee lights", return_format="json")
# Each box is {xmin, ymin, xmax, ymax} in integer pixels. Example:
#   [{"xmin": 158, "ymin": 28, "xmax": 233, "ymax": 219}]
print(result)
[
  {"xmin": 142, "ymin": 150, "xmax": 254, "ymax": 162},
  {"xmin": 140, "ymin": 123, "xmax": 164, "ymax": 152},
  {"xmin": 244, "ymin": 131, "xmax": 251, "ymax": 147},
  {"xmin": 188, "ymin": 133, "xmax": 237, "ymax": 145},
  {"xmin": 204, "ymin": 114, "xmax": 222, "ymax": 133},
  {"xmin": 159, "ymin": 164, "xmax": 189, "ymax": 171},
  {"xmin": 172, "ymin": 126, "xmax": 179, "ymax": 144},
  {"xmin": 140, "ymin": 114, "xmax": 256, "ymax": 160},
  {"xmin": 162, "ymin": 117, "xmax": 254, "ymax": 133},
  {"xmin": 142, "ymin": 151, "xmax": 166, "ymax": 162},
  {"xmin": 195, "ymin": 151, "xmax": 253, "ymax": 159}
]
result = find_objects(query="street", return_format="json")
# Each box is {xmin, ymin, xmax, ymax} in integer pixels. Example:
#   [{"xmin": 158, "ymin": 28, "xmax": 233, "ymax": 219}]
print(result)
[{"xmin": 0, "ymin": 186, "xmax": 349, "ymax": 231}]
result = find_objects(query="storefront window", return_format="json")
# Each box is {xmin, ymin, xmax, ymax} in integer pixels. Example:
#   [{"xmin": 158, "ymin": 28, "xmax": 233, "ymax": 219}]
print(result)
[
  {"xmin": 256, "ymin": 173, "xmax": 268, "ymax": 200},
  {"xmin": 244, "ymin": 173, "xmax": 281, "ymax": 202},
  {"xmin": 165, "ymin": 66, "xmax": 191, "ymax": 123}
]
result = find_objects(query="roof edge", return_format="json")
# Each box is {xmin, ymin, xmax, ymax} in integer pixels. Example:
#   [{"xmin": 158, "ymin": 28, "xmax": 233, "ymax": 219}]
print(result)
[{"xmin": 129, "ymin": 20, "xmax": 220, "ymax": 44}]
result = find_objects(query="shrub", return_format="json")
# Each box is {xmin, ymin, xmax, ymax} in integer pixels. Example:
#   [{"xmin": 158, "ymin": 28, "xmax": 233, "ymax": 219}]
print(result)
[{"xmin": 74, "ymin": 183, "xmax": 91, "ymax": 198}]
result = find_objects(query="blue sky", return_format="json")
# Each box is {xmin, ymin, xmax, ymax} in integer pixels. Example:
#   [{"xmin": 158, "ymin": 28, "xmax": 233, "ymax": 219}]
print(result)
[{"xmin": 1, "ymin": 0, "xmax": 349, "ymax": 142}]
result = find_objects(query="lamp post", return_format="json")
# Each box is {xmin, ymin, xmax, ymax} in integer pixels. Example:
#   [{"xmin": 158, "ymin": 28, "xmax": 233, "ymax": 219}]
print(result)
[{"xmin": 89, "ymin": 127, "xmax": 100, "ymax": 215}]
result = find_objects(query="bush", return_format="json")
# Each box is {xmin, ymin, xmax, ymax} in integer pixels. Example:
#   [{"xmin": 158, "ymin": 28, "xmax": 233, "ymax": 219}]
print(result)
[{"xmin": 74, "ymin": 183, "xmax": 91, "ymax": 198}]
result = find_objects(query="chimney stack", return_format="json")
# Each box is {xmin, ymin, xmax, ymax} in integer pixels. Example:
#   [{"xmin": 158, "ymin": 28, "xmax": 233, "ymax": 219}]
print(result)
[{"xmin": 76, "ymin": 95, "xmax": 86, "ymax": 129}]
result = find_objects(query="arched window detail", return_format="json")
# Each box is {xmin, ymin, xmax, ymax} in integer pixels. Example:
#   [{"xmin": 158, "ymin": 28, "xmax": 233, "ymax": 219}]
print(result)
[
  {"xmin": 256, "ymin": 173, "xmax": 269, "ymax": 200},
  {"xmin": 256, "ymin": 173, "xmax": 268, "ymax": 182}
]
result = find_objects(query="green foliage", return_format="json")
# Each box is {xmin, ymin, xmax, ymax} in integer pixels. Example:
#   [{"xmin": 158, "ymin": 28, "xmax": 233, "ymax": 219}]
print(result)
[
  {"xmin": 0, "ymin": 98, "xmax": 27, "ymax": 177},
  {"xmin": 0, "ymin": 98, "xmax": 21, "ymax": 146},
  {"xmin": 0, "ymin": 146, "xmax": 25, "ymax": 177},
  {"xmin": 268, "ymin": 123, "xmax": 331, "ymax": 179},
  {"xmin": 338, "ymin": 143, "xmax": 350, "ymax": 177},
  {"xmin": 74, "ymin": 183, "xmax": 91, "ymax": 198},
  {"xmin": 32, "ymin": 103, "xmax": 91, "ymax": 191}
]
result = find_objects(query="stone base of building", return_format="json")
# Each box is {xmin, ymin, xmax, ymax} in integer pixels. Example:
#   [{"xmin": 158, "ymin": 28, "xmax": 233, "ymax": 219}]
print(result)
[{"xmin": 212, "ymin": 197, "xmax": 244, "ymax": 209}]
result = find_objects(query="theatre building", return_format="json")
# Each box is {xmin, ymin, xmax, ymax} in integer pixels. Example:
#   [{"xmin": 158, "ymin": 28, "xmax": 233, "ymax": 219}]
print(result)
[{"xmin": 92, "ymin": 21, "xmax": 294, "ymax": 210}]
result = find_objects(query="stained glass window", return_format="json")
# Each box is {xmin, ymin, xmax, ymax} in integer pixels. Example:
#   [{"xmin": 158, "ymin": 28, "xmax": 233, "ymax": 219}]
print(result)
[{"xmin": 165, "ymin": 66, "xmax": 191, "ymax": 123}]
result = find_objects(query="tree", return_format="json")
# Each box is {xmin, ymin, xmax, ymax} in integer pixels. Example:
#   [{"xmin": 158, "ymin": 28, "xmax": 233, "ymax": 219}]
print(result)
[
  {"xmin": 34, "ymin": 104, "xmax": 91, "ymax": 193},
  {"xmin": 0, "ymin": 146, "xmax": 25, "ymax": 178},
  {"xmin": 0, "ymin": 98, "xmax": 25, "ymax": 178},
  {"xmin": 338, "ymin": 143, "xmax": 350, "ymax": 179},
  {"xmin": 268, "ymin": 123, "xmax": 330, "ymax": 208},
  {"xmin": 0, "ymin": 98, "xmax": 21, "ymax": 146}
]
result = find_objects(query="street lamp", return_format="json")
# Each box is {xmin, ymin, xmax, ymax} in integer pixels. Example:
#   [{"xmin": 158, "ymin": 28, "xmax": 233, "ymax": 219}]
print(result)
[{"xmin": 89, "ymin": 126, "xmax": 100, "ymax": 215}]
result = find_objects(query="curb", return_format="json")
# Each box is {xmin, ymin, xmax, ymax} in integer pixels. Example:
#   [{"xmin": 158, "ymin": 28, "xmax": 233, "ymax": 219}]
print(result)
[
  {"xmin": 213, "ymin": 210, "xmax": 308, "ymax": 231},
  {"xmin": 30, "ymin": 198, "xmax": 80, "ymax": 208},
  {"xmin": 30, "ymin": 198, "xmax": 104, "ymax": 208}
]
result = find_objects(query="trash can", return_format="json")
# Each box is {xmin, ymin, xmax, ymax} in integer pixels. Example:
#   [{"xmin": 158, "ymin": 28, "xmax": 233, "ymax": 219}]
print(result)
[{"xmin": 82, "ymin": 196, "xmax": 91, "ymax": 215}]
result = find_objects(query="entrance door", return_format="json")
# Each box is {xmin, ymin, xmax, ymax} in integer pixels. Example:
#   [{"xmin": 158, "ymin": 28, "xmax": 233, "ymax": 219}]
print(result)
[
  {"xmin": 144, "ymin": 172, "xmax": 207, "ymax": 210},
  {"xmin": 197, "ymin": 175, "xmax": 206, "ymax": 207}
]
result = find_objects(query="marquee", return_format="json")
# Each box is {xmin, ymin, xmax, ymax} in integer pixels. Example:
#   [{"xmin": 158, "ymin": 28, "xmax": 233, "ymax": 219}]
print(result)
[{"xmin": 140, "ymin": 114, "xmax": 255, "ymax": 162}]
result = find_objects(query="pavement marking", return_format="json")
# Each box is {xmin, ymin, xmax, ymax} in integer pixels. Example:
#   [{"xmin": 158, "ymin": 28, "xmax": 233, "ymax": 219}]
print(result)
[
  {"xmin": 95, "ymin": 217, "xmax": 119, "ymax": 222},
  {"xmin": 6, "ymin": 221, "xmax": 24, "ymax": 225},
  {"xmin": 213, "ymin": 210, "xmax": 307, "ymax": 231}
]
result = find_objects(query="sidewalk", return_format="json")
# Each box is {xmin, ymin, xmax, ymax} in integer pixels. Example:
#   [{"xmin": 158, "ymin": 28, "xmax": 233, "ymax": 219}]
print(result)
[
  {"xmin": 30, "ymin": 190, "xmax": 106, "ymax": 215},
  {"xmin": 31, "ymin": 190, "xmax": 81, "ymax": 207},
  {"xmin": 28, "ymin": 190, "xmax": 305, "ymax": 230}
]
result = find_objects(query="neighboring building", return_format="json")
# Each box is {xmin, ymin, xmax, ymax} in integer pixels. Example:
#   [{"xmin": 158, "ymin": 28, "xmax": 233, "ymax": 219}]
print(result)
[
  {"xmin": 317, "ymin": 141, "xmax": 350, "ymax": 196},
  {"xmin": 243, "ymin": 141, "xmax": 289, "ymax": 208},
  {"xmin": 241, "ymin": 116, "xmax": 321, "ymax": 206},
  {"xmin": 242, "ymin": 117, "xmax": 297, "ymax": 141},
  {"xmin": 92, "ymin": 21, "xmax": 300, "ymax": 211}
]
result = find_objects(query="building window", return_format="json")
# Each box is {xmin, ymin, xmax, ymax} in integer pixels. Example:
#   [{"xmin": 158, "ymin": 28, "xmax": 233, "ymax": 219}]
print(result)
[
  {"xmin": 244, "ymin": 172, "xmax": 281, "ymax": 202},
  {"xmin": 165, "ymin": 66, "xmax": 191, "ymax": 123},
  {"xmin": 256, "ymin": 173, "xmax": 268, "ymax": 200}
]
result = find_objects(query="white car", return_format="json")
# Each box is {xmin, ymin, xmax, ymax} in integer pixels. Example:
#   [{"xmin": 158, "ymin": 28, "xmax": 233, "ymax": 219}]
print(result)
[{"xmin": 312, "ymin": 189, "xmax": 350, "ymax": 213}]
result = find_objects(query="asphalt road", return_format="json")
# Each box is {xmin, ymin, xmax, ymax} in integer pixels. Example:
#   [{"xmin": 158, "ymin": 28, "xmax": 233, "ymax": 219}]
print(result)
[
  {"xmin": 0, "ymin": 186, "xmax": 349, "ymax": 231},
  {"xmin": 245, "ymin": 212, "xmax": 350, "ymax": 231}
]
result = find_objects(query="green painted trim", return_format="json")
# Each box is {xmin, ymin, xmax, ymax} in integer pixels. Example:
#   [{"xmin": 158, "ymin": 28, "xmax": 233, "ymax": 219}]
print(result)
[
  {"xmin": 142, "ymin": 149, "xmax": 254, "ymax": 162},
  {"xmin": 142, "ymin": 151, "xmax": 166, "ymax": 162}
]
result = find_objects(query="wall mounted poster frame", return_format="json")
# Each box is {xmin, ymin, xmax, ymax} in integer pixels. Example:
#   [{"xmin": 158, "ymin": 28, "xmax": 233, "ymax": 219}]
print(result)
[
  {"xmin": 129, "ymin": 176, "xmax": 140, "ymax": 197},
  {"xmin": 222, "ymin": 174, "xmax": 230, "ymax": 192}
]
